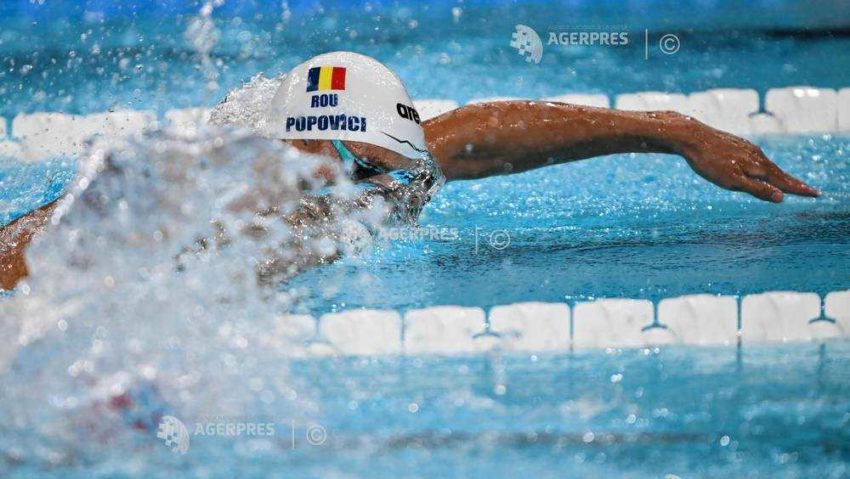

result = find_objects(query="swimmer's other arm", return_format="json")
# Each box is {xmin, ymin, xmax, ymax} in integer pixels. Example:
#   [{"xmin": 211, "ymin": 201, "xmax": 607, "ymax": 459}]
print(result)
[
  {"xmin": 423, "ymin": 101, "xmax": 820, "ymax": 202},
  {"xmin": 0, "ymin": 200, "xmax": 58, "ymax": 290}
]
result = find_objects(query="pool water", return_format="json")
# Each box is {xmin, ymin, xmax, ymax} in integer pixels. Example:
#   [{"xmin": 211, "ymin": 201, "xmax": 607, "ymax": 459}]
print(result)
[
  {"xmin": 4, "ymin": 343, "xmax": 850, "ymax": 478},
  {"xmin": 289, "ymin": 135, "xmax": 850, "ymax": 313},
  {"xmin": 1, "ymin": 1, "xmax": 850, "ymax": 478},
  {"xmin": 2, "ymin": 0, "xmax": 850, "ymax": 116},
  {"xmin": 255, "ymin": 343, "xmax": 850, "ymax": 479},
  {"xmin": 0, "ymin": 157, "xmax": 75, "ymax": 226}
]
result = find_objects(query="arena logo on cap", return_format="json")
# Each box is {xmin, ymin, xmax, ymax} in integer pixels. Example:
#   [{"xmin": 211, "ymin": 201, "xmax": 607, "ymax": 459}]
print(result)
[{"xmin": 307, "ymin": 66, "xmax": 347, "ymax": 92}]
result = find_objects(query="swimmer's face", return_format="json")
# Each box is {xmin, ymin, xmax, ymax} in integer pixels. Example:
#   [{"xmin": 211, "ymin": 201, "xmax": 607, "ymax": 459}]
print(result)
[{"xmin": 283, "ymin": 139, "xmax": 414, "ymax": 179}]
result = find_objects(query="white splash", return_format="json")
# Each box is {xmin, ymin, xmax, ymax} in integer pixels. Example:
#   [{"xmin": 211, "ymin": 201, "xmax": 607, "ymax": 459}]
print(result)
[
  {"xmin": 0, "ymin": 125, "xmax": 389, "ymax": 465},
  {"xmin": 209, "ymin": 73, "xmax": 285, "ymax": 134},
  {"xmin": 186, "ymin": 0, "xmax": 226, "ymax": 92}
]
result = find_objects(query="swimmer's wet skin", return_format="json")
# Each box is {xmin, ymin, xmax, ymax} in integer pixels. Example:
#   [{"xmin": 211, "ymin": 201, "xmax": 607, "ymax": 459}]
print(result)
[{"xmin": 0, "ymin": 51, "xmax": 820, "ymax": 290}]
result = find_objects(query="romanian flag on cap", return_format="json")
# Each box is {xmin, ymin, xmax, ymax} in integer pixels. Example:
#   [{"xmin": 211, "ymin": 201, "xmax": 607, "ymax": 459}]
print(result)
[{"xmin": 306, "ymin": 66, "xmax": 346, "ymax": 92}]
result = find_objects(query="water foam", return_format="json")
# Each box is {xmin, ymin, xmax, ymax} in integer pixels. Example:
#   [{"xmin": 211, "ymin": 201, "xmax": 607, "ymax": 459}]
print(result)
[
  {"xmin": 0, "ymin": 118, "xmax": 396, "ymax": 466},
  {"xmin": 209, "ymin": 73, "xmax": 284, "ymax": 134}
]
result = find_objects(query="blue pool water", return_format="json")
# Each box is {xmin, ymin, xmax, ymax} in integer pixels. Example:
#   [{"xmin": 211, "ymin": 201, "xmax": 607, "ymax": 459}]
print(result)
[
  {"xmin": 4, "ymin": 342, "xmax": 850, "ymax": 478},
  {"xmin": 290, "ymin": 135, "xmax": 850, "ymax": 313},
  {"xmin": 1, "ymin": 1, "xmax": 850, "ymax": 478},
  {"xmin": 2, "ymin": 0, "xmax": 850, "ymax": 116}
]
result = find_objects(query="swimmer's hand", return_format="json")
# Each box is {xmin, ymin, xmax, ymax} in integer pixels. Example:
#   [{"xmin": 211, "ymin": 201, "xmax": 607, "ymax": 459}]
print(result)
[{"xmin": 675, "ymin": 120, "xmax": 820, "ymax": 202}]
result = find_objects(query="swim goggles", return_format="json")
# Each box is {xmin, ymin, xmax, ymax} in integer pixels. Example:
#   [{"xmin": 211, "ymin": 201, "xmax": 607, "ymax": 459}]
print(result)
[
  {"xmin": 331, "ymin": 139, "xmax": 384, "ymax": 179},
  {"xmin": 330, "ymin": 139, "xmax": 445, "ymax": 204}
]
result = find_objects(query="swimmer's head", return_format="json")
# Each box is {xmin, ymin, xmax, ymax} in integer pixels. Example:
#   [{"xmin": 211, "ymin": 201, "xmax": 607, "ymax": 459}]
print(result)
[{"xmin": 267, "ymin": 51, "xmax": 428, "ymax": 160}]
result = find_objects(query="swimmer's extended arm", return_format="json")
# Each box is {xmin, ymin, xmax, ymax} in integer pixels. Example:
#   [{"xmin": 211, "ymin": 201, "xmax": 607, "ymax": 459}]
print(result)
[{"xmin": 423, "ymin": 101, "xmax": 819, "ymax": 202}]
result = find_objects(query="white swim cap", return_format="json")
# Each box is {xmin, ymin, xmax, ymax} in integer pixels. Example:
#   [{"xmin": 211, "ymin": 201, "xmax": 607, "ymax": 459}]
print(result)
[{"xmin": 267, "ymin": 51, "xmax": 428, "ymax": 159}]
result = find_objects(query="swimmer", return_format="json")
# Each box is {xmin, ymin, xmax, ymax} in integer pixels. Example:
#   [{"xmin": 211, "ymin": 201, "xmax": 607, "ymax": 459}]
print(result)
[{"xmin": 0, "ymin": 51, "xmax": 820, "ymax": 289}]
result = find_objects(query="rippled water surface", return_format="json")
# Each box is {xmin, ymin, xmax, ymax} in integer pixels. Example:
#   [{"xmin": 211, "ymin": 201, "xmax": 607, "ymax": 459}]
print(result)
[
  {"xmin": 291, "ymin": 135, "xmax": 850, "ymax": 312},
  {"xmin": 4, "ymin": 342, "xmax": 850, "ymax": 478}
]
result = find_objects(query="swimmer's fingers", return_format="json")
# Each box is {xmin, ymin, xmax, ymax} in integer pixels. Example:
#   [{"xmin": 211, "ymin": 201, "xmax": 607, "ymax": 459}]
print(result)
[
  {"xmin": 743, "ymin": 148, "xmax": 821, "ymax": 197},
  {"xmin": 735, "ymin": 176, "xmax": 784, "ymax": 203},
  {"xmin": 761, "ymin": 165, "xmax": 821, "ymax": 197}
]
